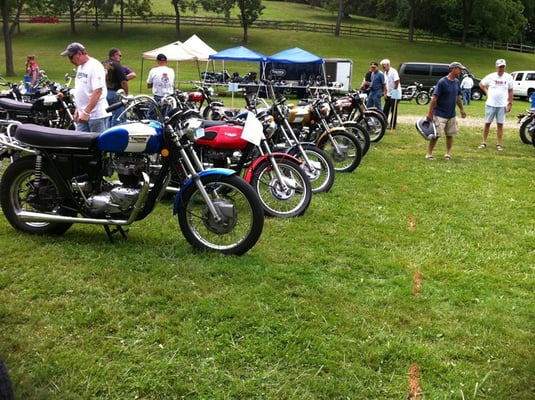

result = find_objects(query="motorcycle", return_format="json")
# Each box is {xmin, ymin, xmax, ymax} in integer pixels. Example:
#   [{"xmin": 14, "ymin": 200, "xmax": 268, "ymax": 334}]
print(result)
[
  {"xmin": 283, "ymin": 94, "xmax": 363, "ymax": 173},
  {"xmin": 400, "ymin": 82, "xmax": 431, "ymax": 105},
  {"xmin": 332, "ymin": 90, "xmax": 387, "ymax": 143},
  {"xmin": 192, "ymin": 110, "xmax": 312, "ymax": 218},
  {"xmin": 517, "ymin": 108, "xmax": 535, "ymax": 145},
  {"xmin": 185, "ymin": 86, "xmax": 242, "ymax": 121},
  {"xmin": 263, "ymin": 86, "xmax": 336, "ymax": 194},
  {"xmin": 0, "ymin": 93, "xmax": 265, "ymax": 255},
  {"xmin": 0, "ymin": 76, "xmax": 75, "ymax": 130}
]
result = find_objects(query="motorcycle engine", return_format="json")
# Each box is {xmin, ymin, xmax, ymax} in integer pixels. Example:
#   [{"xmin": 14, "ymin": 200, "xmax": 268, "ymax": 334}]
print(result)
[
  {"xmin": 85, "ymin": 155, "xmax": 148, "ymax": 216},
  {"xmin": 198, "ymin": 147, "xmax": 242, "ymax": 169}
]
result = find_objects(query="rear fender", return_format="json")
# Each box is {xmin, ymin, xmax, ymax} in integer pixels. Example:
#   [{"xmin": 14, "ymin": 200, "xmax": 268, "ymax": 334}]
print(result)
[{"xmin": 173, "ymin": 168, "xmax": 236, "ymax": 214}]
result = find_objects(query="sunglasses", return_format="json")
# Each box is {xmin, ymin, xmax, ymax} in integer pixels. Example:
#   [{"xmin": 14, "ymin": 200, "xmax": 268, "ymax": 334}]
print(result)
[{"xmin": 68, "ymin": 52, "xmax": 78, "ymax": 60}]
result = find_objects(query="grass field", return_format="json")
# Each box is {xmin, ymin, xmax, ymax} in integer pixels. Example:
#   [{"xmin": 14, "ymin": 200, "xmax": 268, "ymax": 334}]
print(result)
[{"xmin": 1, "ymin": 3, "xmax": 535, "ymax": 399}]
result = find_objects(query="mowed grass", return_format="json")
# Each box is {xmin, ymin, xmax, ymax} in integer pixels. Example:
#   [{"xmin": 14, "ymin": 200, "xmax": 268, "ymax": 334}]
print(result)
[{"xmin": 1, "ymin": 6, "xmax": 535, "ymax": 399}]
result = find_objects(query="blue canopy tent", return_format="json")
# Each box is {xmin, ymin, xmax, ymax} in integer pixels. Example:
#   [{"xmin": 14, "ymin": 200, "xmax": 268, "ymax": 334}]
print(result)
[
  {"xmin": 265, "ymin": 47, "xmax": 327, "ymax": 97},
  {"xmin": 209, "ymin": 46, "xmax": 268, "ymax": 63},
  {"xmin": 206, "ymin": 46, "xmax": 268, "ymax": 85},
  {"xmin": 206, "ymin": 46, "xmax": 269, "ymax": 103}
]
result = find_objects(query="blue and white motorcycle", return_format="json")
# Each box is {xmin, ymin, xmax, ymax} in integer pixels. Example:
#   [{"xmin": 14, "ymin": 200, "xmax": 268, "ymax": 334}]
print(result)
[{"xmin": 0, "ymin": 95, "xmax": 264, "ymax": 255}]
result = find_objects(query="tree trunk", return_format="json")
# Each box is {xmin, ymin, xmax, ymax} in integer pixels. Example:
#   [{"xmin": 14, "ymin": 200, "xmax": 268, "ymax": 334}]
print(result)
[{"xmin": 334, "ymin": 0, "xmax": 343, "ymax": 36}]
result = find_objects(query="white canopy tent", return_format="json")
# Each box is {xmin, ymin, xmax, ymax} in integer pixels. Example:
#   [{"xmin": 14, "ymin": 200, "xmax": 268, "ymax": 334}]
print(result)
[{"xmin": 140, "ymin": 35, "xmax": 217, "ymax": 91}]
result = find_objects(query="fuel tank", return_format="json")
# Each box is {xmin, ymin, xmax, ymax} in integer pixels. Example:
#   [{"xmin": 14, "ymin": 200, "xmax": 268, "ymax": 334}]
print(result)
[
  {"xmin": 196, "ymin": 125, "xmax": 248, "ymax": 150},
  {"xmin": 97, "ymin": 120, "xmax": 164, "ymax": 153}
]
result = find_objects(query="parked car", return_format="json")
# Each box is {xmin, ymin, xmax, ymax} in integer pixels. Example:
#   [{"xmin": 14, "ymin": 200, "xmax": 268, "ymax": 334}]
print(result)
[
  {"xmin": 510, "ymin": 71, "xmax": 535, "ymax": 101},
  {"xmin": 398, "ymin": 61, "xmax": 484, "ymax": 100}
]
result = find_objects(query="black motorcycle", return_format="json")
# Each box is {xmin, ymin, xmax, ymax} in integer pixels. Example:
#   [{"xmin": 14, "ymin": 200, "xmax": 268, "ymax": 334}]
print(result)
[
  {"xmin": 0, "ymin": 94, "xmax": 265, "ymax": 255},
  {"xmin": 0, "ymin": 80, "xmax": 75, "ymax": 130}
]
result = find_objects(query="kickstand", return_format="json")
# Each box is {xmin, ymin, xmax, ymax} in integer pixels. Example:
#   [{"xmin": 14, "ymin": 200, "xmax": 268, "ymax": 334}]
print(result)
[{"xmin": 103, "ymin": 225, "xmax": 128, "ymax": 243}]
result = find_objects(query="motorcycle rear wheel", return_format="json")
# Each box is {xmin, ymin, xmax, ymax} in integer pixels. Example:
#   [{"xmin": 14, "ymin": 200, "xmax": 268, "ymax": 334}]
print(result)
[
  {"xmin": 177, "ymin": 173, "xmax": 264, "ymax": 255},
  {"xmin": 416, "ymin": 92, "xmax": 431, "ymax": 105},
  {"xmin": 250, "ymin": 158, "xmax": 312, "ymax": 218},
  {"xmin": 0, "ymin": 156, "xmax": 74, "ymax": 235}
]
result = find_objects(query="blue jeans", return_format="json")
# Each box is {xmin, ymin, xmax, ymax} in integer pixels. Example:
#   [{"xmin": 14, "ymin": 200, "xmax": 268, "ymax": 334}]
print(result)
[
  {"xmin": 76, "ymin": 117, "xmax": 110, "ymax": 133},
  {"xmin": 366, "ymin": 90, "xmax": 383, "ymax": 110},
  {"xmin": 462, "ymin": 88, "xmax": 471, "ymax": 105}
]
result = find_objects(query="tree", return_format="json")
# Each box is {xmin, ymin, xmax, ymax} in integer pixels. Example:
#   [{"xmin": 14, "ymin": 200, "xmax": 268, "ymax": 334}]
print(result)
[
  {"xmin": 237, "ymin": 0, "xmax": 264, "ymax": 42},
  {"xmin": 1, "ymin": 0, "xmax": 25, "ymax": 76},
  {"xmin": 200, "ymin": 0, "xmax": 264, "ymax": 43}
]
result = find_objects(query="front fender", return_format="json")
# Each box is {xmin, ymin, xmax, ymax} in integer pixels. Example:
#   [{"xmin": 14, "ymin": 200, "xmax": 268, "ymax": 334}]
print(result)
[
  {"xmin": 243, "ymin": 152, "xmax": 301, "ymax": 182},
  {"xmin": 173, "ymin": 168, "xmax": 236, "ymax": 214}
]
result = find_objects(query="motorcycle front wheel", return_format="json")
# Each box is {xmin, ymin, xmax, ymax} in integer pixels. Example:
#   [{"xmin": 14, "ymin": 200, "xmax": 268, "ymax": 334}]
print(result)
[
  {"xmin": 342, "ymin": 121, "xmax": 371, "ymax": 157},
  {"xmin": 287, "ymin": 144, "xmax": 335, "ymax": 194},
  {"xmin": 318, "ymin": 130, "xmax": 362, "ymax": 173},
  {"xmin": 177, "ymin": 174, "xmax": 264, "ymax": 255},
  {"xmin": 357, "ymin": 110, "xmax": 387, "ymax": 143},
  {"xmin": 250, "ymin": 158, "xmax": 312, "ymax": 218},
  {"xmin": 0, "ymin": 156, "xmax": 74, "ymax": 235},
  {"xmin": 519, "ymin": 116, "xmax": 535, "ymax": 144}
]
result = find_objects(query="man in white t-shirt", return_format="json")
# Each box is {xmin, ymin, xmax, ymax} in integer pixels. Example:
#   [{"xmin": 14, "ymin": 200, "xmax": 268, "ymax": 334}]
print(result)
[
  {"xmin": 380, "ymin": 58, "xmax": 401, "ymax": 129},
  {"xmin": 146, "ymin": 53, "xmax": 175, "ymax": 102},
  {"xmin": 460, "ymin": 74, "xmax": 474, "ymax": 105},
  {"xmin": 478, "ymin": 58, "xmax": 513, "ymax": 151},
  {"xmin": 61, "ymin": 42, "xmax": 110, "ymax": 132}
]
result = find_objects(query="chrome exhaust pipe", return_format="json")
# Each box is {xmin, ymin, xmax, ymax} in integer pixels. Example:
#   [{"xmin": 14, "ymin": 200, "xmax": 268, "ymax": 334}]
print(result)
[{"xmin": 18, "ymin": 210, "xmax": 130, "ymax": 225}]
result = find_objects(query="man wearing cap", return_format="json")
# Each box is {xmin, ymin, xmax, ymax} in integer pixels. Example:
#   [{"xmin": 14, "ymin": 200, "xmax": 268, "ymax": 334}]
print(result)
[
  {"xmin": 478, "ymin": 59, "xmax": 513, "ymax": 151},
  {"xmin": 425, "ymin": 61, "xmax": 467, "ymax": 160},
  {"xmin": 146, "ymin": 53, "xmax": 175, "ymax": 104},
  {"xmin": 61, "ymin": 42, "xmax": 110, "ymax": 132}
]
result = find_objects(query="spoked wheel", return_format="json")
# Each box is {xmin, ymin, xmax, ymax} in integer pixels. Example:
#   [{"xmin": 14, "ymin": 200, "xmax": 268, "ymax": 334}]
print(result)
[
  {"xmin": 176, "ymin": 173, "xmax": 264, "ymax": 255},
  {"xmin": 342, "ymin": 121, "xmax": 371, "ymax": 157},
  {"xmin": 250, "ymin": 158, "xmax": 312, "ymax": 218},
  {"xmin": 357, "ymin": 110, "xmax": 387, "ymax": 143},
  {"xmin": 416, "ymin": 92, "xmax": 431, "ymax": 105},
  {"xmin": 288, "ymin": 144, "xmax": 335, "ymax": 194},
  {"xmin": 0, "ymin": 156, "xmax": 74, "ymax": 235},
  {"xmin": 318, "ymin": 129, "xmax": 362, "ymax": 173},
  {"xmin": 519, "ymin": 117, "xmax": 535, "ymax": 144}
]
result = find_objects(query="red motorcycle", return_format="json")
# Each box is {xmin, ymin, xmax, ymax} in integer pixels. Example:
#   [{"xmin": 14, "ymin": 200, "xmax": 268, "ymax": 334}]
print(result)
[{"xmin": 192, "ymin": 111, "xmax": 312, "ymax": 218}]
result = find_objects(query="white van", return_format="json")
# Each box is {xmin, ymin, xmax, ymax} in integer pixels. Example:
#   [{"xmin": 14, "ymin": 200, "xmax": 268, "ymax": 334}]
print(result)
[{"xmin": 510, "ymin": 71, "xmax": 535, "ymax": 100}]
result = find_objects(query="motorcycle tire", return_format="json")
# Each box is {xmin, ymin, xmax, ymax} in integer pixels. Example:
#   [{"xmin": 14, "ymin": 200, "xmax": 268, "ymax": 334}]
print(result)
[
  {"xmin": 357, "ymin": 110, "xmax": 387, "ymax": 143},
  {"xmin": 250, "ymin": 158, "xmax": 312, "ymax": 218},
  {"xmin": 367, "ymin": 107, "xmax": 387, "ymax": 125},
  {"xmin": 416, "ymin": 92, "xmax": 431, "ymax": 105},
  {"xmin": 519, "ymin": 117, "xmax": 535, "ymax": 145},
  {"xmin": 0, "ymin": 156, "xmax": 74, "ymax": 235},
  {"xmin": 342, "ymin": 121, "xmax": 371, "ymax": 157},
  {"xmin": 318, "ymin": 130, "xmax": 363, "ymax": 173},
  {"xmin": 176, "ymin": 173, "xmax": 264, "ymax": 256},
  {"xmin": 0, "ymin": 358, "xmax": 14, "ymax": 400},
  {"xmin": 287, "ymin": 144, "xmax": 335, "ymax": 194}
]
